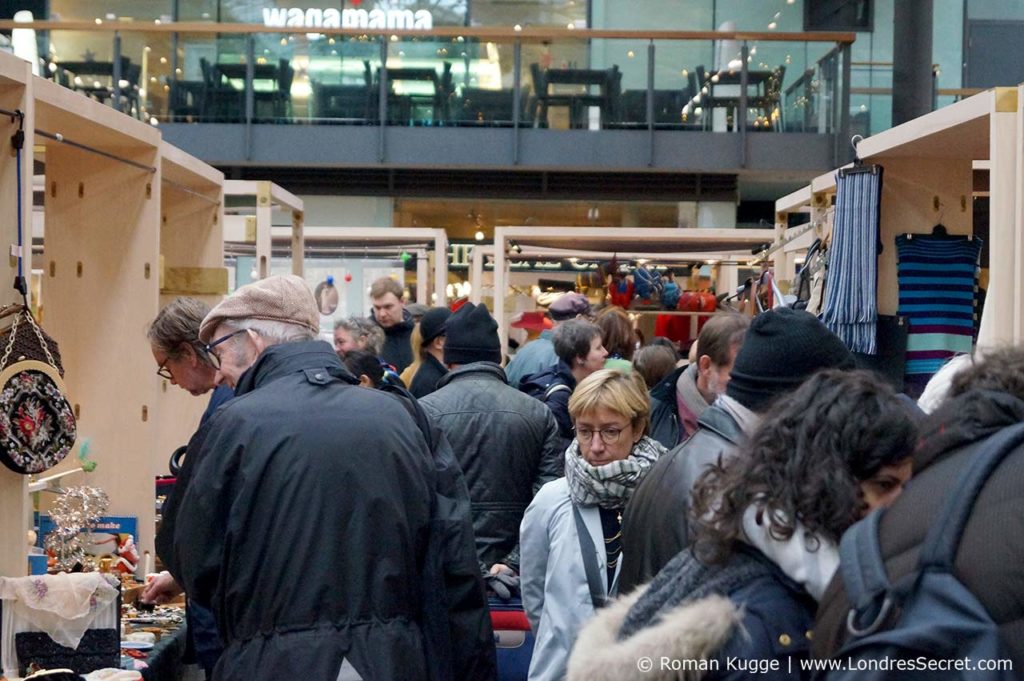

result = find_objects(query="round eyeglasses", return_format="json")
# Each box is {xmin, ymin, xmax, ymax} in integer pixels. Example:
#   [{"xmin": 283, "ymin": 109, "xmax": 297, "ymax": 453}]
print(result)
[{"xmin": 575, "ymin": 426, "xmax": 626, "ymax": 445}]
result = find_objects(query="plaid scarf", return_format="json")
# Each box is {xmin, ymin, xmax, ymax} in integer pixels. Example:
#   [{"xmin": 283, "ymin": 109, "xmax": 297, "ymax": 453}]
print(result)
[{"xmin": 564, "ymin": 436, "xmax": 665, "ymax": 509}]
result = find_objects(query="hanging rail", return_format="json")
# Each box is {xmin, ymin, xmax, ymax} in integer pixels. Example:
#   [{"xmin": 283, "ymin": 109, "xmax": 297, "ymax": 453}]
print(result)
[
  {"xmin": 161, "ymin": 177, "xmax": 221, "ymax": 205},
  {"xmin": 35, "ymin": 129, "xmax": 156, "ymax": 173}
]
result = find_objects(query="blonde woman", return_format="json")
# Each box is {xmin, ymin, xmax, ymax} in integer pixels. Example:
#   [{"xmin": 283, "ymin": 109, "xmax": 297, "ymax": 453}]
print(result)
[{"xmin": 520, "ymin": 369, "xmax": 666, "ymax": 681}]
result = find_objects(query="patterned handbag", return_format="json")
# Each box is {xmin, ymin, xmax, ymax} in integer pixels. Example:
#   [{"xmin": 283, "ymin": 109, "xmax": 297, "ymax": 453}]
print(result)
[{"xmin": 0, "ymin": 306, "xmax": 77, "ymax": 474}]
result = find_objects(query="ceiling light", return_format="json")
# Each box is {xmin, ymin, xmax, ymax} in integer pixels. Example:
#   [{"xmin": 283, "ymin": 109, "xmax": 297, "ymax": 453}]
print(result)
[{"xmin": 474, "ymin": 230, "xmax": 485, "ymax": 241}]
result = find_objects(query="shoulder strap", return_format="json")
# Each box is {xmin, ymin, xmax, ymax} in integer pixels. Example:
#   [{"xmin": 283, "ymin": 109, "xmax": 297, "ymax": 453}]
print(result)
[
  {"xmin": 918, "ymin": 421, "xmax": 1024, "ymax": 571},
  {"xmin": 839, "ymin": 508, "xmax": 892, "ymax": 611},
  {"xmin": 572, "ymin": 504, "xmax": 607, "ymax": 610}
]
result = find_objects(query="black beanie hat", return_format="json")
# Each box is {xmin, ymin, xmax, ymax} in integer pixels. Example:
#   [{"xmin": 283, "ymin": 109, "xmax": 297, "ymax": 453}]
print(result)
[
  {"xmin": 444, "ymin": 302, "xmax": 501, "ymax": 365},
  {"xmin": 419, "ymin": 307, "xmax": 451, "ymax": 344},
  {"xmin": 726, "ymin": 308, "xmax": 855, "ymax": 412}
]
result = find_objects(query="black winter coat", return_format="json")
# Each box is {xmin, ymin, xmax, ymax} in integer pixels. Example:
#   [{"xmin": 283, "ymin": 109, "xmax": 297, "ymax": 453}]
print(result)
[
  {"xmin": 378, "ymin": 309, "xmax": 415, "ymax": 373},
  {"xmin": 813, "ymin": 389, "xmax": 1024, "ymax": 669},
  {"xmin": 648, "ymin": 365, "xmax": 685, "ymax": 449},
  {"xmin": 619, "ymin": 404, "xmax": 744, "ymax": 594},
  {"xmin": 421, "ymin": 362, "xmax": 564, "ymax": 571},
  {"xmin": 410, "ymin": 353, "xmax": 448, "ymax": 398},
  {"xmin": 157, "ymin": 342, "xmax": 495, "ymax": 681},
  {"xmin": 519, "ymin": 360, "xmax": 576, "ymax": 452}
]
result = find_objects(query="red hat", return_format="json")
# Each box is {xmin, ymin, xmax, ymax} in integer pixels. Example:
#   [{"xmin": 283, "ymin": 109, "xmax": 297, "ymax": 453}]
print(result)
[{"xmin": 511, "ymin": 311, "xmax": 554, "ymax": 331}]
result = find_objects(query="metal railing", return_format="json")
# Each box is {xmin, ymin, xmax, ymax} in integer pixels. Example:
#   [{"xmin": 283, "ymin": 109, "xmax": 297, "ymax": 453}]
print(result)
[{"xmin": 1, "ymin": 21, "xmax": 855, "ymax": 162}]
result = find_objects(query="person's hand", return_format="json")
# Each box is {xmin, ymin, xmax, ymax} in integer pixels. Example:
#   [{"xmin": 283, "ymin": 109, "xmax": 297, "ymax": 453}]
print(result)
[
  {"xmin": 484, "ymin": 564, "xmax": 520, "ymax": 600},
  {"xmin": 140, "ymin": 571, "xmax": 182, "ymax": 605}
]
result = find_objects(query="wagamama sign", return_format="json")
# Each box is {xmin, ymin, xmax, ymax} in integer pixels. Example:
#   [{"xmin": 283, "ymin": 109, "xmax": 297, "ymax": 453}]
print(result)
[{"xmin": 263, "ymin": 6, "xmax": 434, "ymax": 30}]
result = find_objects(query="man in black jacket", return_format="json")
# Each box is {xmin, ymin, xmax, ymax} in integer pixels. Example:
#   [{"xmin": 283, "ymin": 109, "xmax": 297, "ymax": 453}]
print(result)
[
  {"xmin": 370, "ymin": 276, "xmax": 414, "ymax": 372},
  {"xmin": 619, "ymin": 308, "xmax": 854, "ymax": 593},
  {"xmin": 157, "ymin": 275, "xmax": 495, "ymax": 681},
  {"xmin": 421, "ymin": 302, "xmax": 563, "ymax": 576}
]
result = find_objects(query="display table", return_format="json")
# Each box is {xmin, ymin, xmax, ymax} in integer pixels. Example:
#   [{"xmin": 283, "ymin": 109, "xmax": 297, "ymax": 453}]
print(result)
[{"xmin": 122, "ymin": 621, "xmax": 187, "ymax": 681}]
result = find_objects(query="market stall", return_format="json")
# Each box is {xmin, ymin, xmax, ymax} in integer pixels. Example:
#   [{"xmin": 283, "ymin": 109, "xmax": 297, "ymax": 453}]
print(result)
[
  {"xmin": 769, "ymin": 87, "xmax": 1020, "ymax": 393},
  {"xmin": 491, "ymin": 226, "xmax": 777, "ymax": 358}
]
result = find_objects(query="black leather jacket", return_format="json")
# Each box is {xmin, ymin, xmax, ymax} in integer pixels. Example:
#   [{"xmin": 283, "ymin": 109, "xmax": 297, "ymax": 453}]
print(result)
[
  {"xmin": 421, "ymin": 362, "xmax": 564, "ymax": 571},
  {"xmin": 619, "ymin": 403, "xmax": 744, "ymax": 593}
]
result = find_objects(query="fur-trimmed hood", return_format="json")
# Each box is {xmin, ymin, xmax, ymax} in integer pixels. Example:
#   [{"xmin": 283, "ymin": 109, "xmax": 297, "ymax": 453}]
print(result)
[{"xmin": 567, "ymin": 586, "xmax": 742, "ymax": 681}]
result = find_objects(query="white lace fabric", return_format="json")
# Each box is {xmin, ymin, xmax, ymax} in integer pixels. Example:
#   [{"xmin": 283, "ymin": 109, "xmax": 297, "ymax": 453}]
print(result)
[{"xmin": 1, "ymin": 572, "xmax": 119, "ymax": 677}]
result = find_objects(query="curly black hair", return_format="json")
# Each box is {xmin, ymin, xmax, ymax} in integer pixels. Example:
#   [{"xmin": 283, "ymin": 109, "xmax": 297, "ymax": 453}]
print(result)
[{"xmin": 692, "ymin": 369, "xmax": 918, "ymax": 564}]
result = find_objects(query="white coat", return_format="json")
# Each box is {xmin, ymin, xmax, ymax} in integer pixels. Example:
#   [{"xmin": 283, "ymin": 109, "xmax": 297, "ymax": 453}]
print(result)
[{"xmin": 520, "ymin": 477, "xmax": 623, "ymax": 681}]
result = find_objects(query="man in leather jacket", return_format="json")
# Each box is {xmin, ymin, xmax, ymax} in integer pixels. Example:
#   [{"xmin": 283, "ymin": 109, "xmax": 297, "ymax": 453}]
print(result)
[{"xmin": 421, "ymin": 302, "xmax": 563, "ymax": 576}]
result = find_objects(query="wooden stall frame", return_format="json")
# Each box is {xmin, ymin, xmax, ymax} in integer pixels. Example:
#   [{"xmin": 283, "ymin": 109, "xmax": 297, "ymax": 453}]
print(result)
[
  {"xmin": 155, "ymin": 142, "xmax": 227, "ymax": 485},
  {"xmin": 14, "ymin": 69, "xmax": 228, "ymax": 567},
  {"xmin": 470, "ymin": 244, "xmax": 769, "ymax": 305},
  {"xmin": 35, "ymin": 73, "xmax": 164, "ymax": 562},
  {"xmin": 771, "ymin": 88, "xmax": 1018, "ymax": 348},
  {"xmin": 223, "ymin": 179, "xmax": 304, "ymax": 280},
  {"xmin": 492, "ymin": 226, "xmax": 777, "ymax": 359},
  {"xmin": 270, "ymin": 226, "xmax": 449, "ymax": 306}
]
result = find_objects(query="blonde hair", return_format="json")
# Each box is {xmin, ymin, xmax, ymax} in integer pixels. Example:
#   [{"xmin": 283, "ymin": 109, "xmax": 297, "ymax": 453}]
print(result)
[
  {"xmin": 569, "ymin": 369, "xmax": 652, "ymax": 436},
  {"xmin": 400, "ymin": 323, "xmax": 425, "ymax": 385}
]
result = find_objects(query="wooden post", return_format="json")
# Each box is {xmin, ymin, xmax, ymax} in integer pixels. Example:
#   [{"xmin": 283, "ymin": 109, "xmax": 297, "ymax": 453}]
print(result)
[
  {"xmin": 980, "ymin": 88, "xmax": 1020, "ymax": 345},
  {"xmin": 291, "ymin": 210, "xmax": 304, "ymax": 277}
]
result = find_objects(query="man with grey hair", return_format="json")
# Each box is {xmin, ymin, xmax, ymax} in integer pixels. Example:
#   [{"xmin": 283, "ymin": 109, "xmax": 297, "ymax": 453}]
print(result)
[{"xmin": 156, "ymin": 275, "xmax": 495, "ymax": 681}]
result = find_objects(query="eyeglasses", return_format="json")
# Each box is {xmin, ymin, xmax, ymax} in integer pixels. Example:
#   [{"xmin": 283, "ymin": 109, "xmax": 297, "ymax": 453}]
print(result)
[
  {"xmin": 575, "ymin": 426, "xmax": 627, "ymax": 445},
  {"xmin": 156, "ymin": 357, "xmax": 173, "ymax": 381},
  {"xmin": 203, "ymin": 329, "xmax": 247, "ymax": 369}
]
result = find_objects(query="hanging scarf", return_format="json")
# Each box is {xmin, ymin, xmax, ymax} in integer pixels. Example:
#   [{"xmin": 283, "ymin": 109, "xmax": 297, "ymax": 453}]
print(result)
[{"xmin": 565, "ymin": 435, "xmax": 665, "ymax": 509}]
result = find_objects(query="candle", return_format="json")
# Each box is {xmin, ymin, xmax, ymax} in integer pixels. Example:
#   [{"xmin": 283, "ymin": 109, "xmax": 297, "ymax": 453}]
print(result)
[{"xmin": 143, "ymin": 550, "xmax": 152, "ymax": 578}]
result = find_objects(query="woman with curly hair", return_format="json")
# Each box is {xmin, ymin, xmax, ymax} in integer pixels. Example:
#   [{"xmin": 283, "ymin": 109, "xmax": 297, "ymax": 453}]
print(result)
[{"xmin": 566, "ymin": 369, "xmax": 918, "ymax": 681}]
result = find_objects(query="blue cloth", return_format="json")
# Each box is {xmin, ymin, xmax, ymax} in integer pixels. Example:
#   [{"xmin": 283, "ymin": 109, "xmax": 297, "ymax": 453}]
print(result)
[
  {"xmin": 822, "ymin": 169, "xmax": 882, "ymax": 354},
  {"xmin": 504, "ymin": 331, "xmax": 557, "ymax": 388},
  {"xmin": 200, "ymin": 385, "xmax": 234, "ymax": 426}
]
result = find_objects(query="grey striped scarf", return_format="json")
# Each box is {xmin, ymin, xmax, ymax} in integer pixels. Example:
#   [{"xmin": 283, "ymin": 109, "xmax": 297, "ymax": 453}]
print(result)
[
  {"xmin": 822, "ymin": 168, "xmax": 882, "ymax": 354},
  {"xmin": 564, "ymin": 436, "xmax": 665, "ymax": 509}
]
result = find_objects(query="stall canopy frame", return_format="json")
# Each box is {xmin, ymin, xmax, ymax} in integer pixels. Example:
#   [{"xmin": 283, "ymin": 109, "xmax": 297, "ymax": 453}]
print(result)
[
  {"xmin": 492, "ymin": 226, "xmax": 777, "ymax": 359},
  {"xmin": 223, "ymin": 179, "xmax": 304, "ymax": 280},
  {"xmin": 270, "ymin": 227, "xmax": 449, "ymax": 306}
]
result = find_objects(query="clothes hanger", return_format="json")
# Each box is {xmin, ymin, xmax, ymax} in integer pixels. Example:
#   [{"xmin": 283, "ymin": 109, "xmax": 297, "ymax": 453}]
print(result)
[{"xmin": 838, "ymin": 135, "xmax": 882, "ymax": 177}]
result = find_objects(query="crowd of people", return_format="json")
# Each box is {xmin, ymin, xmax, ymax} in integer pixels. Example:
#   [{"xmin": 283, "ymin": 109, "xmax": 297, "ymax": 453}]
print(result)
[{"xmin": 146, "ymin": 274, "xmax": 1024, "ymax": 681}]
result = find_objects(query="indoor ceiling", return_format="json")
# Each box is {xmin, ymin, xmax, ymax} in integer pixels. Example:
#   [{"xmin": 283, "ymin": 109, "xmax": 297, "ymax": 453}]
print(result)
[{"xmin": 395, "ymin": 198, "xmax": 680, "ymax": 240}]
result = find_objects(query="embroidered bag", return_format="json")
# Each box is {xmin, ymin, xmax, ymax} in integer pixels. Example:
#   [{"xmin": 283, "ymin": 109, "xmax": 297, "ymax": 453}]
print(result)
[{"xmin": 0, "ymin": 306, "xmax": 76, "ymax": 474}]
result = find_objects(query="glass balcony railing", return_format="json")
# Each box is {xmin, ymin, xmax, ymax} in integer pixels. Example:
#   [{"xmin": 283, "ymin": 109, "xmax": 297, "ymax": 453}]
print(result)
[{"xmin": 1, "ymin": 21, "xmax": 854, "ymax": 137}]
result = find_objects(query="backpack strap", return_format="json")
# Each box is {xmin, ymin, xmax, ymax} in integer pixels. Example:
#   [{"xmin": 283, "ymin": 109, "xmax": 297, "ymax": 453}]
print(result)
[
  {"xmin": 918, "ymin": 421, "xmax": 1024, "ymax": 571},
  {"xmin": 572, "ymin": 504, "xmax": 607, "ymax": 610},
  {"xmin": 840, "ymin": 509, "xmax": 895, "ymax": 636},
  {"xmin": 544, "ymin": 383, "xmax": 572, "ymax": 400}
]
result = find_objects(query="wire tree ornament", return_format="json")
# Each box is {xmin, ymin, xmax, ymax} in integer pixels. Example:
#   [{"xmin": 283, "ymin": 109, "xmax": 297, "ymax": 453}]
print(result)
[{"xmin": 44, "ymin": 485, "xmax": 109, "ymax": 572}]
